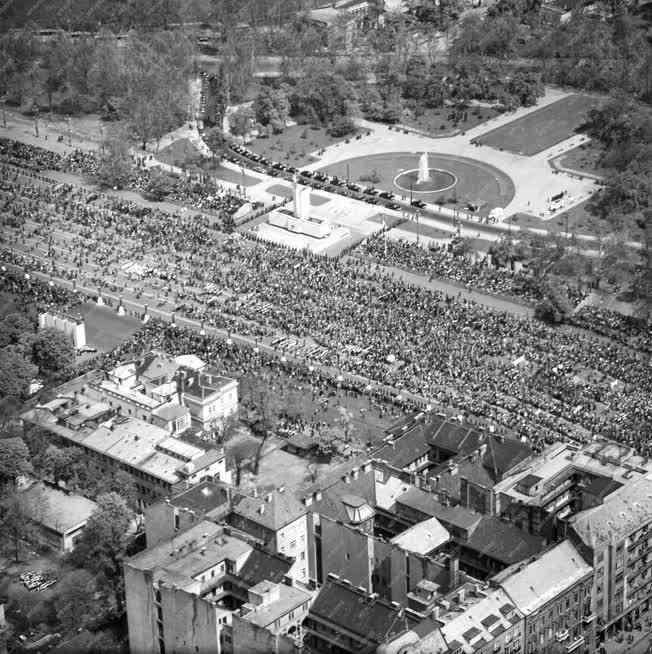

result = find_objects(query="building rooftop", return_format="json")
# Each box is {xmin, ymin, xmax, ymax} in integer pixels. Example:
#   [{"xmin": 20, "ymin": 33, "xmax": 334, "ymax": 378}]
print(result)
[
  {"xmin": 153, "ymin": 403, "xmax": 190, "ymax": 422},
  {"xmin": 395, "ymin": 487, "xmax": 483, "ymax": 532},
  {"xmin": 569, "ymin": 474, "xmax": 652, "ymax": 549},
  {"xmin": 375, "ymin": 428, "xmax": 432, "ymax": 470},
  {"xmin": 437, "ymin": 587, "xmax": 521, "ymax": 654},
  {"xmin": 464, "ymin": 516, "xmax": 545, "ymax": 565},
  {"xmin": 168, "ymin": 482, "xmax": 230, "ymax": 515},
  {"xmin": 183, "ymin": 367, "xmax": 235, "ymax": 401},
  {"xmin": 236, "ymin": 546, "xmax": 294, "ymax": 587},
  {"xmin": 495, "ymin": 441, "xmax": 652, "ymax": 507},
  {"xmin": 239, "ymin": 582, "xmax": 311, "ymax": 628},
  {"xmin": 496, "ymin": 541, "xmax": 592, "ymax": 615},
  {"xmin": 310, "ymin": 577, "xmax": 419, "ymax": 645},
  {"xmin": 24, "ymin": 403, "xmax": 222, "ymax": 485},
  {"xmin": 16, "ymin": 482, "xmax": 97, "ymax": 535},
  {"xmin": 127, "ymin": 520, "xmax": 251, "ymax": 588},
  {"xmin": 232, "ymin": 488, "xmax": 306, "ymax": 532},
  {"xmin": 391, "ymin": 517, "xmax": 450, "ymax": 555}
]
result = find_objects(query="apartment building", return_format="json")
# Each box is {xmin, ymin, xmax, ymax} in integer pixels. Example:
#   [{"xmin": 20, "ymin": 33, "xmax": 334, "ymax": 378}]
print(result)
[{"xmin": 568, "ymin": 474, "xmax": 652, "ymax": 637}]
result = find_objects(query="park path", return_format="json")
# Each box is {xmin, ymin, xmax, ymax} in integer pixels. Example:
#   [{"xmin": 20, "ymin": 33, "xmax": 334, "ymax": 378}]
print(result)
[{"xmin": 345, "ymin": 255, "xmax": 535, "ymax": 317}]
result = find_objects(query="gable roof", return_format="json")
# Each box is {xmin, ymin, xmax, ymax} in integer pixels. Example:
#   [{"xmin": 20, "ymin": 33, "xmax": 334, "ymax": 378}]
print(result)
[
  {"xmin": 168, "ymin": 481, "xmax": 230, "ymax": 515},
  {"xmin": 309, "ymin": 578, "xmax": 418, "ymax": 644},
  {"xmin": 17, "ymin": 482, "xmax": 97, "ymax": 534},
  {"xmin": 237, "ymin": 546, "xmax": 294, "ymax": 587},
  {"xmin": 497, "ymin": 541, "xmax": 592, "ymax": 615},
  {"xmin": 374, "ymin": 428, "xmax": 432, "ymax": 470},
  {"xmin": 395, "ymin": 487, "xmax": 482, "ymax": 531},
  {"xmin": 232, "ymin": 489, "xmax": 306, "ymax": 532},
  {"xmin": 464, "ymin": 516, "xmax": 545, "ymax": 565},
  {"xmin": 310, "ymin": 467, "xmax": 376, "ymax": 524}
]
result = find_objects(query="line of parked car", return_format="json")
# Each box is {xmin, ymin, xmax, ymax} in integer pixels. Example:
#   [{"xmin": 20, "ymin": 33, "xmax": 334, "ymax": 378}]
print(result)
[{"xmin": 228, "ymin": 144, "xmax": 412, "ymax": 211}]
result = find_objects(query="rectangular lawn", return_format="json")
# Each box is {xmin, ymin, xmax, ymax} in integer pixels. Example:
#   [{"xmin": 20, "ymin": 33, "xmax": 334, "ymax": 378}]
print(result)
[{"xmin": 475, "ymin": 95, "xmax": 604, "ymax": 156}]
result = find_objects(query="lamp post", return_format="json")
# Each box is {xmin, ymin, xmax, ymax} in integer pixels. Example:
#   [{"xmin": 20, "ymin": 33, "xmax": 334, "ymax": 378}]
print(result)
[
  {"xmin": 410, "ymin": 179, "xmax": 413, "ymax": 204},
  {"xmin": 33, "ymin": 106, "xmax": 39, "ymax": 137},
  {"xmin": 415, "ymin": 210, "xmax": 420, "ymax": 246},
  {"xmin": 565, "ymin": 213, "xmax": 569, "ymax": 239},
  {"xmin": 98, "ymin": 119, "xmax": 104, "ymax": 153},
  {"xmin": 0, "ymin": 96, "xmax": 6, "ymax": 129},
  {"xmin": 66, "ymin": 114, "xmax": 71, "ymax": 146}
]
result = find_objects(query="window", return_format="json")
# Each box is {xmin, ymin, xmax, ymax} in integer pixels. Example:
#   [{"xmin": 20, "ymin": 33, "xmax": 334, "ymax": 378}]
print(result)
[
  {"xmin": 290, "ymin": 540, "xmax": 296, "ymax": 550},
  {"xmin": 300, "ymin": 552, "xmax": 305, "ymax": 560},
  {"xmin": 346, "ymin": 553, "xmax": 351, "ymax": 560}
]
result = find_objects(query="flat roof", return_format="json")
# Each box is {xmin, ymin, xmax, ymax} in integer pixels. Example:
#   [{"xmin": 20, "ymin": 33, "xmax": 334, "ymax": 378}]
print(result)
[
  {"xmin": 240, "ymin": 584, "xmax": 311, "ymax": 628},
  {"xmin": 128, "ymin": 520, "xmax": 252, "ymax": 588},
  {"xmin": 390, "ymin": 517, "xmax": 450, "ymax": 555},
  {"xmin": 570, "ymin": 474, "xmax": 652, "ymax": 548}
]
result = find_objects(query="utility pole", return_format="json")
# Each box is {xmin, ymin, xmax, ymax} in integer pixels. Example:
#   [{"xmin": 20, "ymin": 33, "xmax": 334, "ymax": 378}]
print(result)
[
  {"xmin": 33, "ymin": 106, "xmax": 39, "ymax": 137},
  {"xmin": 66, "ymin": 114, "xmax": 71, "ymax": 146},
  {"xmin": 0, "ymin": 96, "xmax": 6, "ymax": 128}
]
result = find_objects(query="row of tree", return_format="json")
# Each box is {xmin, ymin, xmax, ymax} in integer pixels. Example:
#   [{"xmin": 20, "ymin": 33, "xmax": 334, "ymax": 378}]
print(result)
[{"xmin": 0, "ymin": 29, "xmax": 193, "ymax": 150}]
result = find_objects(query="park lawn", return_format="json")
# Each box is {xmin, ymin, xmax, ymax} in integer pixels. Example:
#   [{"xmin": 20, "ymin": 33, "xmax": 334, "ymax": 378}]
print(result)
[
  {"xmin": 78, "ymin": 303, "xmax": 143, "ymax": 352},
  {"xmin": 156, "ymin": 138, "xmax": 203, "ymax": 168},
  {"xmin": 400, "ymin": 105, "xmax": 502, "ymax": 136},
  {"xmin": 556, "ymin": 141, "xmax": 610, "ymax": 177},
  {"xmin": 475, "ymin": 94, "xmax": 604, "ymax": 156},
  {"xmin": 395, "ymin": 220, "xmax": 452, "ymax": 241},
  {"xmin": 247, "ymin": 124, "xmax": 365, "ymax": 168}
]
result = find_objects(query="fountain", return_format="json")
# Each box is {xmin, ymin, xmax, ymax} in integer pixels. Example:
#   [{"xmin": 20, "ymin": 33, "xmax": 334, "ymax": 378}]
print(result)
[{"xmin": 417, "ymin": 152, "xmax": 430, "ymax": 184}]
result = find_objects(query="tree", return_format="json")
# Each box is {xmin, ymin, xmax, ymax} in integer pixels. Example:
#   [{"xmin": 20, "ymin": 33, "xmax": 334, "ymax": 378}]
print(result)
[
  {"xmin": 55, "ymin": 569, "xmax": 100, "ymax": 632},
  {"xmin": 0, "ymin": 483, "xmax": 44, "ymax": 562},
  {"xmin": 534, "ymin": 291, "xmax": 572, "ymax": 325},
  {"xmin": 228, "ymin": 107, "xmax": 254, "ymax": 143},
  {"xmin": 93, "ymin": 133, "xmax": 133, "ymax": 189},
  {"xmin": 0, "ymin": 349, "xmax": 37, "ymax": 399},
  {"xmin": 328, "ymin": 116, "xmax": 356, "ymax": 138},
  {"xmin": 3, "ymin": 312, "xmax": 35, "ymax": 343},
  {"xmin": 204, "ymin": 126, "xmax": 230, "ymax": 161},
  {"xmin": 30, "ymin": 328, "xmax": 75, "ymax": 375},
  {"xmin": 40, "ymin": 446, "xmax": 84, "ymax": 488},
  {"xmin": 67, "ymin": 492, "xmax": 134, "ymax": 613},
  {"xmin": 290, "ymin": 72, "xmax": 357, "ymax": 124},
  {"xmin": 0, "ymin": 438, "xmax": 33, "ymax": 493},
  {"xmin": 228, "ymin": 441, "xmax": 250, "ymax": 487}
]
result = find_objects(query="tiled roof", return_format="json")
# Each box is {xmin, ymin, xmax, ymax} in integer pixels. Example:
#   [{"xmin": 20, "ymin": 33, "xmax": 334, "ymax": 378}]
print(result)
[
  {"xmin": 309, "ymin": 578, "xmax": 417, "ymax": 644},
  {"xmin": 309, "ymin": 467, "xmax": 376, "ymax": 524},
  {"xmin": 237, "ymin": 546, "xmax": 293, "ymax": 587},
  {"xmin": 464, "ymin": 516, "xmax": 545, "ymax": 565},
  {"xmin": 395, "ymin": 487, "xmax": 482, "ymax": 531},
  {"xmin": 374, "ymin": 428, "xmax": 431, "ymax": 470},
  {"xmin": 233, "ymin": 489, "xmax": 306, "ymax": 532}
]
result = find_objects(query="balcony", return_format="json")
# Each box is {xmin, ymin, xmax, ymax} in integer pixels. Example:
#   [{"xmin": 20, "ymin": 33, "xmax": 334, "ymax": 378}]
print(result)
[
  {"xmin": 566, "ymin": 636, "xmax": 585, "ymax": 652},
  {"xmin": 582, "ymin": 612, "xmax": 596, "ymax": 624},
  {"xmin": 556, "ymin": 629, "xmax": 569, "ymax": 642}
]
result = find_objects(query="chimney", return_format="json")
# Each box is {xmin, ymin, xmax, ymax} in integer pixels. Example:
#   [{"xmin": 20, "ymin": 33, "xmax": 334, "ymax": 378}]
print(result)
[
  {"xmin": 259, "ymin": 504, "xmax": 265, "ymax": 514},
  {"xmin": 278, "ymin": 485, "xmax": 285, "ymax": 494},
  {"xmin": 252, "ymin": 487, "xmax": 258, "ymax": 498},
  {"xmin": 449, "ymin": 557, "xmax": 459, "ymax": 589},
  {"xmin": 351, "ymin": 467, "xmax": 359, "ymax": 480},
  {"xmin": 343, "ymin": 474, "xmax": 351, "ymax": 484},
  {"xmin": 431, "ymin": 606, "xmax": 440, "ymax": 621},
  {"xmin": 200, "ymin": 547, "xmax": 206, "ymax": 555},
  {"xmin": 458, "ymin": 588, "xmax": 465, "ymax": 603},
  {"xmin": 265, "ymin": 493, "xmax": 273, "ymax": 503}
]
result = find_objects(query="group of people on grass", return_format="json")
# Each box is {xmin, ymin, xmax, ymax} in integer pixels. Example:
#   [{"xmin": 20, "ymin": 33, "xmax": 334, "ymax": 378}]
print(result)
[
  {"xmin": 0, "ymin": 138, "xmax": 247, "ymax": 217},
  {"xmin": 1, "ymin": 137, "xmax": 651, "ymax": 457}
]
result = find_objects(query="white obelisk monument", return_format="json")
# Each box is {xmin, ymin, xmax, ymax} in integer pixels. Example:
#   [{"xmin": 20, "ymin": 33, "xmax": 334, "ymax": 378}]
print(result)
[{"xmin": 417, "ymin": 152, "xmax": 430, "ymax": 184}]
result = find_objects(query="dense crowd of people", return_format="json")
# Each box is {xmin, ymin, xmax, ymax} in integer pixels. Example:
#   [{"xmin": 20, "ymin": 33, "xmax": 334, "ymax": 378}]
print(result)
[
  {"xmin": 0, "ymin": 138, "xmax": 247, "ymax": 217},
  {"xmin": 356, "ymin": 236, "xmax": 587, "ymax": 307},
  {"xmin": 2, "ymin": 136, "xmax": 651, "ymax": 457}
]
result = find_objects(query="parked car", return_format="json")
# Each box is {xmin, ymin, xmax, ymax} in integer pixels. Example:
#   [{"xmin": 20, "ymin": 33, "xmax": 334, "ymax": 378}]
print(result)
[{"xmin": 411, "ymin": 199, "xmax": 427, "ymax": 208}]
